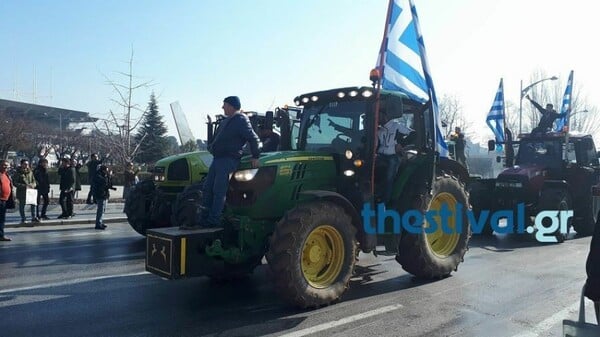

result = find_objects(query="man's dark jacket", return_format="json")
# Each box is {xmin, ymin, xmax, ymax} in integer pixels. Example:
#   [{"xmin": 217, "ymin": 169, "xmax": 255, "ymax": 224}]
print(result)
[
  {"xmin": 209, "ymin": 113, "xmax": 260, "ymax": 159},
  {"xmin": 58, "ymin": 165, "xmax": 76, "ymax": 191},
  {"xmin": 33, "ymin": 166, "xmax": 50, "ymax": 194},
  {"xmin": 585, "ymin": 220, "xmax": 600, "ymax": 301},
  {"xmin": 530, "ymin": 100, "xmax": 561, "ymax": 130},
  {"xmin": 92, "ymin": 171, "xmax": 112, "ymax": 200}
]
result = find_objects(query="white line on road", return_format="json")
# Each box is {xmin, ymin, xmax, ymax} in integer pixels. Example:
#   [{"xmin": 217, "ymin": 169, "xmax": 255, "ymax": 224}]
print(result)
[
  {"xmin": 510, "ymin": 299, "xmax": 594, "ymax": 337},
  {"xmin": 0, "ymin": 271, "xmax": 149, "ymax": 294},
  {"xmin": 278, "ymin": 304, "xmax": 403, "ymax": 337}
]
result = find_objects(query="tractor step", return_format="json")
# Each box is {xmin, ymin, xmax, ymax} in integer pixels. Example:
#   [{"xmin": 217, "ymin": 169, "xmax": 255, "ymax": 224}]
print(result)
[{"xmin": 146, "ymin": 226, "xmax": 223, "ymax": 279}]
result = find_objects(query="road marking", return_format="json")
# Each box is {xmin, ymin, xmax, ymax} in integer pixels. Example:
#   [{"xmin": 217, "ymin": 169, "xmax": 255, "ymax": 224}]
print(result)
[
  {"xmin": 278, "ymin": 304, "xmax": 403, "ymax": 337},
  {"xmin": 0, "ymin": 271, "xmax": 149, "ymax": 294},
  {"xmin": 0, "ymin": 294, "xmax": 70, "ymax": 308},
  {"xmin": 510, "ymin": 300, "xmax": 594, "ymax": 337}
]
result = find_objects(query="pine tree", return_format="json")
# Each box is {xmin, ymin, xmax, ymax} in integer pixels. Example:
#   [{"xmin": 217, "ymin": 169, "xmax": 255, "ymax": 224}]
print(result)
[{"xmin": 134, "ymin": 93, "xmax": 169, "ymax": 164}]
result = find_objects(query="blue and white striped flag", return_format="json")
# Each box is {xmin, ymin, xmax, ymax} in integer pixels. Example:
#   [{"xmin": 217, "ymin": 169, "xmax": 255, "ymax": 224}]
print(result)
[
  {"xmin": 486, "ymin": 78, "xmax": 505, "ymax": 143},
  {"xmin": 554, "ymin": 70, "xmax": 573, "ymax": 132},
  {"xmin": 377, "ymin": 0, "xmax": 448, "ymax": 157}
]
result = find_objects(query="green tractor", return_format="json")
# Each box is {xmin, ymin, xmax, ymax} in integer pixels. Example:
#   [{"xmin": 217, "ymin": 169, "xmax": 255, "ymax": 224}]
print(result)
[
  {"xmin": 145, "ymin": 82, "xmax": 471, "ymax": 308},
  {"xmin": 124, "ymin": 110, "xmax": 285, "ymax": 235}
]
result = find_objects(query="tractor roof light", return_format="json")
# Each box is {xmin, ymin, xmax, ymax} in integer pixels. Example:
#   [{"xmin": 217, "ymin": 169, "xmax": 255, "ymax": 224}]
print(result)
[
  {"xmin": 301, "ymin": 97, "xmax": 310, "ymax": 103},
  {"xmin": 361, "ymin": 89, "xmax": 373, "ymax": 98},
  {"xmin": 349, "ymin": 90, "xmax": 358, "ymax": 97},
  {"xmin": 337, "ymin": 92, "xmax": 346, "ymax": 98},
  {"xmin": 294, "ymin": 100, "xmax": 300, "ymax": 105},
  {"xmin": 311, "ymin": 95, "xmax": 319, "ymax": 102}
]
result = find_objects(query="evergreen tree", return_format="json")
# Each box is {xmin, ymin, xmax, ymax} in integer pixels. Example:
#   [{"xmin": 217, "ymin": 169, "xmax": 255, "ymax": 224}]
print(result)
[{"xmin": 134, "ymin": 93, "xmax": 169, "ymax": 164}]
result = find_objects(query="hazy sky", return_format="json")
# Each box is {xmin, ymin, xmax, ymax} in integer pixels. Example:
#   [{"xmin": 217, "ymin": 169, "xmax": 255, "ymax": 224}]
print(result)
[{"xmin": 1, "ymin": 0, "xmax": 598, "ymax": 143}]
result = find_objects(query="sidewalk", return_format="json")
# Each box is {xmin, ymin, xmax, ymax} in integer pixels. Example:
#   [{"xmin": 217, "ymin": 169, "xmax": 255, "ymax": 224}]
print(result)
[{"xmin": 5, "ymin": 184, "xmax": 128, "ymax": 228}]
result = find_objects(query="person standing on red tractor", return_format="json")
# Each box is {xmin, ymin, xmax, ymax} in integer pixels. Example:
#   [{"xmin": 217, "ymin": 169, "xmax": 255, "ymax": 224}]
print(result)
[
  {"xmin": 182, "ymin": 96, "xmax": 260, "ymax": 229},
  {"xmin": 525, "ymin": 95, "xmax": 563, "ymax": 134}
]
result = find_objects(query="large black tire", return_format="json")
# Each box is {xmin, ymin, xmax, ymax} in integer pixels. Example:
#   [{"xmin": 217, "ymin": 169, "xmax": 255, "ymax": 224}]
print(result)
[
  {"xmin": 396, "ymin": 174, "xmax": 471, "ymax": 278},
  {"xmin": 266, "ymin": 201, "xmax": 357, "ymax": 308},
  {"xmin": 468, "ymin": 181, "xmax": 494, "ymax": 236},
  {"xmin": 573, "ymin": 194, "xmax": 597, "ymax": 237},
  {"xmin": 170, "ymin": 181, "xmax": 205, "ymax": 228},
  {"xmin": 124, "ymin": 179, "xmax": 157, "ymax": 236},
  {"xmin": 538, "ymin": 188, "xmax": 571, "ymax": 243}
]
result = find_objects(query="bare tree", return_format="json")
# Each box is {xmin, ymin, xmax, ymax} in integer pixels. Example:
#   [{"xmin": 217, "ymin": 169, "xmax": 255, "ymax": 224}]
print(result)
[
  {"xmin": 94, "ymin": 49, "xmax": 153, "ymax": 164},
  {"xmin": 0, "ymin": 110, "xmax": 31, "ymax": 159},
  {"xmin": 438, "ymin": 94, "xmax": 471, "ymax": 137}
]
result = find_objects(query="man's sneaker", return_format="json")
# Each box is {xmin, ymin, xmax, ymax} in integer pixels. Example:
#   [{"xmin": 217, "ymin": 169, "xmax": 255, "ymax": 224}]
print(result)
[
  {"xmin": 32, "ymin": 218, "xmax": 41, "ymax": 223},
  {"xmin": 0, "ymin": 236, "xmax": 12, "ymax": 242},
  {"xmin": 41, "ymin": 216, "xmax": 50, "ymax": 220},
  {"xmin": 57, "ymin": 214, "xmax": 67, "ymax": 219}
]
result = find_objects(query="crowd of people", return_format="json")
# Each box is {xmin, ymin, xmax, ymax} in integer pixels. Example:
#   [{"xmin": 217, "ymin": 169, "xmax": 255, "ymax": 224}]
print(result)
[{"xmin": 0, "ymin": 154, "xmax": 139, "ymax": 240}]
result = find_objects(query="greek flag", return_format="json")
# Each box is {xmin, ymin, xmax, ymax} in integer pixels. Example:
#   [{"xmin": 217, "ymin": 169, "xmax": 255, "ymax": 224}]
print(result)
[
  {"xmin": 555, "ymin": 70, "xmax": 573, "ymax": 132},
  {"xmin": 486, "ymin": 78, "xmax": 505, "ymax": 143},
  {"xmin": 377, "ymin": 0, "xmax": 448, "ymax": 157}
]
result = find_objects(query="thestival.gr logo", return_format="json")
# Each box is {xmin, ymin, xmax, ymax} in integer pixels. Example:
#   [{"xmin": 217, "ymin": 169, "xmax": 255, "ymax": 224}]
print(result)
[{"xmin": 361, "ymin": 202, "xmax": 573, "ymax": 243}]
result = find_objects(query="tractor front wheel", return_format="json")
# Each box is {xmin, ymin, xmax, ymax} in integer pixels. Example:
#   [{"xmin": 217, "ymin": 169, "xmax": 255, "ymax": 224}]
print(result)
[
  {"xmin": 124, "ymin": 179, "xmax": 158, "ymax": 236},
  {"xmin": 170, "ymin": 181, "xmax": 205, "ymax": 228},
  {"xmin": 396, "ymin": 174, "xmax": 471, "ymax": 278},
  {"xmin": 267, "ymin": 201, "xmax": 357, "ymax": 308}
]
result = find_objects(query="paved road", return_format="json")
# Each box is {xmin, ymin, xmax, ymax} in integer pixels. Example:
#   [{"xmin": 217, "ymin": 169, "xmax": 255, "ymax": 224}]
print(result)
[{"xmin": 0, "ymin": 223, "xmax": 597, "ymax": 337}]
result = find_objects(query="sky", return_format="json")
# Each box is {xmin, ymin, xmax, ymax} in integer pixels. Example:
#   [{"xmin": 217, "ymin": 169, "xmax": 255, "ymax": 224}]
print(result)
[{"xmin": 1, "ymin": 0, "xmax": 599, "ymax": 145}]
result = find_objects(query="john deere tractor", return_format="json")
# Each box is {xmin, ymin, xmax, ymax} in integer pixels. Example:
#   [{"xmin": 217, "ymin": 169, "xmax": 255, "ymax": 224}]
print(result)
[
  {"xmin": 145, "ymin": 77, "xmax": 471, "ymax": 308},
  {"xmin": 124, "ymin": 110, "xmax": 284, "ymax": 235}
]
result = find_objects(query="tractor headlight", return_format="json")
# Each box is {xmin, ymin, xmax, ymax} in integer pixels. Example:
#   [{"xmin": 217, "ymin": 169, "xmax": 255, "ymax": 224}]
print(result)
[
  {"xmin": 234, "ymin": 168, "xmax": 259, "ymax": 182},
  {"xmin": 345, "ymin": 150, "xmax": 353, "ymax": 159}
]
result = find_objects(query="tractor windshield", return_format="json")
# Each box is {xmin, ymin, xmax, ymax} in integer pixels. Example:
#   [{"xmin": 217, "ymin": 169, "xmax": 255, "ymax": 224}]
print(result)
[
  {"xmin": 298, "ymin": 101, "xmax": 367, "ymax": 154},
  {"xmin": 515, "ymin": 140, "xmax": 562, "ymax": 168}
]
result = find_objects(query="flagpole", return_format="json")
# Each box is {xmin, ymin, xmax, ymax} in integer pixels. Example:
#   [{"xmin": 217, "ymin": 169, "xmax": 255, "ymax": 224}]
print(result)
[
  {"xmin": 501, "ymin": 78, "xmax": 506, "ymax": 145},
  {"xmin": 372, "ymin": 0, "xmax": 393, "ymax": 199}
]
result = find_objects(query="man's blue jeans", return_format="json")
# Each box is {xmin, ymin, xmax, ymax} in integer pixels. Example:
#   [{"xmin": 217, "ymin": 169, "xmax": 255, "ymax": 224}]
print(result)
[
  {"xmin": 96, "ymin": 198, "xmax": 107, "ymax": 227},
  {"xmin": 379, "ymin": 154, "xmax": 401, "ymax": 204},
  {"xmin": 201, "ymin": 157, "xmax": 240, "ymax": 227},
  {"xmin": 0, "ymin": 200, "xmax": 6, "ymax": 237},
  {"xmin": 18, "ymin": 200, "xmax": 36, "ymax": 222}
]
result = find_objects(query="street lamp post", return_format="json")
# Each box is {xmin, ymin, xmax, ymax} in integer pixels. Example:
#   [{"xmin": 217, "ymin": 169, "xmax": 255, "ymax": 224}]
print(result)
[
  {"xmin": 569, "ymin": 109, "xmax": 588, "ymax": 131},
  {"xmin": 519, "ymin": 76, "xmax": 559, "ymax": 134}
]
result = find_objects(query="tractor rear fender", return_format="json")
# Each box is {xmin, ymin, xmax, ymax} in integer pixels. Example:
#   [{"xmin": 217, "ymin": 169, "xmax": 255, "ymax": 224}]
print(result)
[
  {"xmin": 438, "ymin": 157, "xmax": 469, "ymax": 184},
  {"xmin": 298, "ymin": 190, "xmax": 362, "ymax": 231}
]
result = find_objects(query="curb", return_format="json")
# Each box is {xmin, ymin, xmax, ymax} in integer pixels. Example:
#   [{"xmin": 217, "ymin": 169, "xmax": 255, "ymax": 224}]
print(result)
[{"xmin": 5, "ymin": 217, "xmax": 129, "ymax": 228}]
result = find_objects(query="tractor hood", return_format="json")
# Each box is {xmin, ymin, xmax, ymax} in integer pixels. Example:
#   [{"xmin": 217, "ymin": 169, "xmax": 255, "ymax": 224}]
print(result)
[
  {"xmin": 497, "ymin": 164, "xmax": 546, "ymax": 180},
  {"xmin": 239, "ymin": 151, "xmax": 335, "ymax": 169}
]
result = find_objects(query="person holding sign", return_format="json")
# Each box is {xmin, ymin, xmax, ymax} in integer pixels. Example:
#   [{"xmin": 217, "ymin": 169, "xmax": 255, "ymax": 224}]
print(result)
[{"xmin": 13, "ymin": 159, "xmax": 38, "ymax": 224}]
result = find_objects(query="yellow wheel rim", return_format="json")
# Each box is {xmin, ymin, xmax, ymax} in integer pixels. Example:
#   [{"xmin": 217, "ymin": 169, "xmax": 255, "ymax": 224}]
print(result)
[
  {"xmin": 425, "ymin": 192, "xmax": 460, "ymax": 257},
  {"xmin": 301, "ymin": 225, "xmax": 345, "ymax": 288}
]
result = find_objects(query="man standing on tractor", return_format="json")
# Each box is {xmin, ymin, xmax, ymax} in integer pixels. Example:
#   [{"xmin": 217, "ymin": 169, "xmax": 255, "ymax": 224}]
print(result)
[
  {"xmin": 377, "ymin": 109, "xmax": 412, "ymax": 205},
  {"xmin": 182, "ymin": 96, "xmax": 261, "ymax": 229},
  {"xmin": 525, "ymin": 95, "xmax": 562, "ymax": 134}
]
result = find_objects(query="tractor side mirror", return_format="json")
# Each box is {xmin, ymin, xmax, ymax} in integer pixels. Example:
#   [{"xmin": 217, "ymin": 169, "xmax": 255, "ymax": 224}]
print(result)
[
  {"xmin": 496, "ymin": 156, "xmax": 502, "ymax": 163},
  {"xmin": 488, "ymin": 140, "xmax": 496, "ymax": 152}
]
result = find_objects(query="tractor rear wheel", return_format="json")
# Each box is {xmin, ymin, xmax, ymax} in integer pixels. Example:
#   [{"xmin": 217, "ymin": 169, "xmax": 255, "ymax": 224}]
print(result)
[
  {"xmin": 124, "ymin": 179, "xmax": 158, "ymax": 236},
  {"xmin": 267, "ymin": 201, "xmax": 357, "ymax": 308},
  {"xmin": 171, "ymin": 181, "xmax": 205, "ymax": 228},
  {"xmin": 396, "ymin": 174, "xmax": 471, "ymax": 278}
]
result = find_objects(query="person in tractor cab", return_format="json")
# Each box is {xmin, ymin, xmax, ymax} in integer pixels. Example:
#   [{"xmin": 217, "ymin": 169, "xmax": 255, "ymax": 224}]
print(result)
[
  {"xmin": 182, "ymin": 96, "xmax": 260, "ymax": 229},
  {"xmin": 525, "ymin": 95, "xmax": 563, "ymax": 134},
  {"xmin": 259, "ymin": 124, "xmax": 280, "ymax": 152},
  {"xmin": 376, "ymin": 110, "xmax": 412, "ymax": 205}
]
